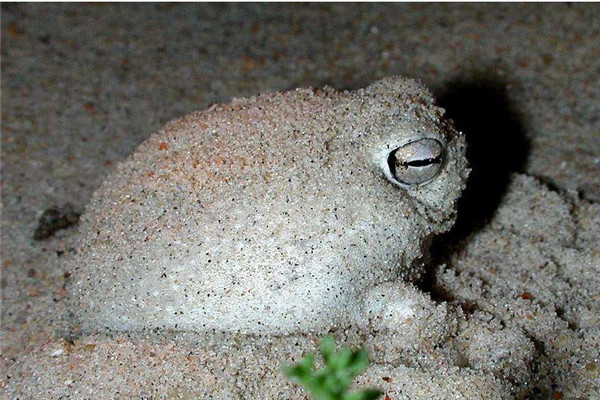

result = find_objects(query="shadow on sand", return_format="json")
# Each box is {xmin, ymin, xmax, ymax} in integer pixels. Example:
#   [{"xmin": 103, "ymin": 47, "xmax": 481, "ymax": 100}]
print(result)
[
  {"xmin": 421, "ymin": 73, "xmax": 530, "ymax": 292},
  {"xmin": 438, "ymin": 75, "xmax": 529, "ymax": 244}
]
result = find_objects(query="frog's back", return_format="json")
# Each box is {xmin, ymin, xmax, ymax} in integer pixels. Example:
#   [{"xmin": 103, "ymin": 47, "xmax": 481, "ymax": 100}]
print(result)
[{"xmin": 70, "ymin": 87, "xmax": 354, "ymax": 332}]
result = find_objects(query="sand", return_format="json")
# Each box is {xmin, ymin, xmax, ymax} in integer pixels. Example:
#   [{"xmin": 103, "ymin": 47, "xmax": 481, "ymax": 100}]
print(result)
[{"xmin": 1, "ymin": 4, "xmax": 599, "ymax": 399}]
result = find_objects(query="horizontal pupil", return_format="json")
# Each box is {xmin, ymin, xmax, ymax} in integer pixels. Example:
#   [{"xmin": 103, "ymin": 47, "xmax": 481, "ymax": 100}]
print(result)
[{"xmin": 402, "ymin": 155, "xmax": 441, "ymax": 168}]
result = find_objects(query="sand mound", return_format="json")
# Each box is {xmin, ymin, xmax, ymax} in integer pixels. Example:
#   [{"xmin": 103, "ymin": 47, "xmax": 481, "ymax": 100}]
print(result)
[{"xmin": 4, "ymin": 175, "xmax": 597, "ymax": 398}]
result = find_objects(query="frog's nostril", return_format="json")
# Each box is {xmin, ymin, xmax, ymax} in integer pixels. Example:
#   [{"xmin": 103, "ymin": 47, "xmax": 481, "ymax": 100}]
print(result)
[{"xmin": 388, "ymin": 138, "xmax": 444, "ymax": 185}]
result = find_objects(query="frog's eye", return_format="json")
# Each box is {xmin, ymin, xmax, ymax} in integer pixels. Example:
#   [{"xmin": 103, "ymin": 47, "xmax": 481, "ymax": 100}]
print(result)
[{"xmin": 388, "ymin": 138, "xmax": 444, "ymax": 185}]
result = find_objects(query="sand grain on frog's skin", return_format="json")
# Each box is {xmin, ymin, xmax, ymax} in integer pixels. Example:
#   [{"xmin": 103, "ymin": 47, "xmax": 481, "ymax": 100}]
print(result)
[{"xmin": 68, "ymin": 77, "xmax": 468, "ymax": 334}]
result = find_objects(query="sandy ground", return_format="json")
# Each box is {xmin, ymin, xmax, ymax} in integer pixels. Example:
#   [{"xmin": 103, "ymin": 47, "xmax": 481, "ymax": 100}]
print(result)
[{"xmin": 1, "ymin": 4, "xmax": 599, "ymax": 399}]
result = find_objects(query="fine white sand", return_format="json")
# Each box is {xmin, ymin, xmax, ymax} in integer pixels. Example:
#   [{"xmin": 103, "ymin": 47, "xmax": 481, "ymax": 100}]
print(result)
[{"xmin": 2, "ymin": 4, "xmax": 599, "ymax": 399}]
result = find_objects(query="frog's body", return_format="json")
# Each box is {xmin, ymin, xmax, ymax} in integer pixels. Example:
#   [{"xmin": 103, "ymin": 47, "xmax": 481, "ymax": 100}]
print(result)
[{"xmin": 69, "ymin": 77, "xmax": 468, "ymax": 334}]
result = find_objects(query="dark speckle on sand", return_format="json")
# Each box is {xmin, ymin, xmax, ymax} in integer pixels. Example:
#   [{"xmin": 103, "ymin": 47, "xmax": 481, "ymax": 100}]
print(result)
[{"xmin": 33, "ymin": 207, "xmax": 80, "ymax": 241}]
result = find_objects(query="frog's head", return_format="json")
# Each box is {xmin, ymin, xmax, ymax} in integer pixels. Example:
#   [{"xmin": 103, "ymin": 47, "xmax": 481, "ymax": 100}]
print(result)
[{"xmin": 352, "ymin": 77, "xmax": 469, "ymax": 235}]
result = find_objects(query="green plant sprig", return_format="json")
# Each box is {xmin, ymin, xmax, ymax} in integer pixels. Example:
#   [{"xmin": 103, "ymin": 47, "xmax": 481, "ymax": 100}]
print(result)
[{"xmin": 283, "ymin": 335, "xmax": 382, "ymax": 400}]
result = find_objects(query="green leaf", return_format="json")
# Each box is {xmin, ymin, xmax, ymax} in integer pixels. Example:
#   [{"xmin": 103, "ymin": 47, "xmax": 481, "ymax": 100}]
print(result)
[
  {"xmin": 346, "ymin": 349, "xmax": 369, "ymax": 377},
  {"xmin": 283, "ymin": 352, "xmax": 314, "ymax": 380},
  {"xmin": 334, "ymin": 348, "xmax": 353, "ymax": 369},
  {"xmin": 320, "ymin": 335, "xmax": 336, "ymax": 364},
  {"xmin": 345, "ymin": 389, "xmax": 383, "ymax": 400}
]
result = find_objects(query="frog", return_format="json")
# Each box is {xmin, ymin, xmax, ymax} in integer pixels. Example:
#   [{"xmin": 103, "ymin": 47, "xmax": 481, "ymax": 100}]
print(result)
[{"xmin": 68, "ymin": 76, "xmax": 469, "ymax": 335}]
